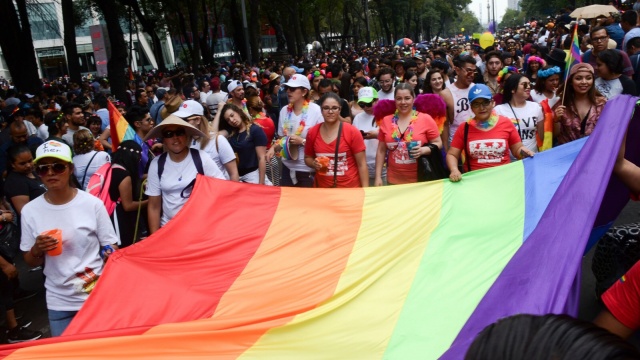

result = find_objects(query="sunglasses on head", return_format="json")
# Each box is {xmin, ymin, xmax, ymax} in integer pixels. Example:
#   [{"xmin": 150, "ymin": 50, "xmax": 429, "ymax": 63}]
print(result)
[
  {"xmin": 162, "ymin": 128, "xmax": 187, "ymax": 139},
  {"xmin": 36, "ymin": 163, "xmax": 67, "ymax": 177},
  {"xmin": 358, "ymin": 102, "xmax": 374, "ymax": 108}
]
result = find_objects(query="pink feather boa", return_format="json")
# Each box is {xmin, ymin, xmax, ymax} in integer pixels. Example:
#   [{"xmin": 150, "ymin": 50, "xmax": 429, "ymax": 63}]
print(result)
[{"xmin": 373, "ymin": 94, "xmax": 446, "ymax": 119}]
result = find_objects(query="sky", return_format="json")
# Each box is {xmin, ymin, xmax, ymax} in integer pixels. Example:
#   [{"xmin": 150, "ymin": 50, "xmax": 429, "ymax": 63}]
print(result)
[{"xmin": 469, "ymin": 0, "xmax": 509, "ymax": 28}]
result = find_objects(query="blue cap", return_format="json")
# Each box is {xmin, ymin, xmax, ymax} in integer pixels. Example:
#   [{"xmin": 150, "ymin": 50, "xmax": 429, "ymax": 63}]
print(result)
[{"xmin": 468, "ymin": 84, "xmax": 493, "ymax": 103}]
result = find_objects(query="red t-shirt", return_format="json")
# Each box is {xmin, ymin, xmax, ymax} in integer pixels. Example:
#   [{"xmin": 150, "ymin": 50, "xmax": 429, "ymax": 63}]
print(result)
[
  {"xmin": 602, "ymin": 260, "xmax": 640, "ymax": 331},
  {"xmin": 450, "ymin": 116, "xmax": 522, "ymax": 171},
  {"xmin": 253, "ymin": 116, "xmax": 275, "ymax": 149},
  {"xmin": 378, "ymin": 112, "xmax": 440, "ymax": 184},
  {"xmin": 305, "ymin": 123, "xmax": 366, "ymax": 188}
]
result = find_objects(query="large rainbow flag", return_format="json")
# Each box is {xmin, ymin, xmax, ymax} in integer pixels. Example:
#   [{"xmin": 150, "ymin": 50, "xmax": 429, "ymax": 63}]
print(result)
[{"xmin": 1, "ymin": 96, "xmax": 639, "ymax": 359}]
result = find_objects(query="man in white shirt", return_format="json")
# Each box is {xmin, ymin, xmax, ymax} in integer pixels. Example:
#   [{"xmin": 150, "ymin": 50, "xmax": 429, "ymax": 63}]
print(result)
[
  {"xmin": 205, "ymin": 77, "xmax": 228, "ymax": 118},
  {"xmin": 377, "ymin": 67, "xmax": 395, "ymax": 100}
]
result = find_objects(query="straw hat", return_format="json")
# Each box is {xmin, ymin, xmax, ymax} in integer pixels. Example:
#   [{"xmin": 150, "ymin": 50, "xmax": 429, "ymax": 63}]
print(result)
[{"xmin": 144, "ymin": 114, "xmax": 206, "ymax": 141}]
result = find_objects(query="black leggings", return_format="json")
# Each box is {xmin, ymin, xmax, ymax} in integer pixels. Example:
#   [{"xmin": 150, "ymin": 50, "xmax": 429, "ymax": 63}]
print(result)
[{"xmin": 0, "ymin": 258, "xmax": 15, "ymax": 312}]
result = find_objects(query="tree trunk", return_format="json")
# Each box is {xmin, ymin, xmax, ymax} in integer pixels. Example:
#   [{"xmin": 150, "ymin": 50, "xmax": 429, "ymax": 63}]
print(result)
[
  {"xmin": 249, "ymin": 0, "xmax": 260, "ymax": 63},
  {"xmin": 2, "ymin": 0, "xmax": 41, "ymax": 92},
  {"xmin": 341, "ymin": 1, "xmax": 351, "ymax": 50},
  {"xmin": 373, "ymin": 0, "xmax": 392, "ymax": 45},
  {"xmin": 93, "ymin": 0, "xmax": 128, "ymax": 103},
  {"xmin": 178, "ymin": 12, "xmax": 194, "ymax": 60},
  {"xmin": 282, "ymin": 11, "xmax": 297, "ymax": 56},
  {"xmin": 120, "ymin": 0, "xmax": 168, "ymax": 71},
  {"xmin": 291, "ymin": 3, "xmax": 304, "ymax": 55},
  {"xmin": 312, "ymin": 13, "xmax": 325, "ymax": 49},
  {"xmin": 61, "ymin": 0, "xmax": 82, "ymax": 83},
  {"xmin": 187, "ymin": 0, "xmax": 201, "ymax": 67},
  {"xmin": 199, "ymin": 0, "xmax": 213, "ymax": 65},
  {"xmin": 228, "ymin": 0, "xmax": 247, "ymax": 60},
  {"xmin": 266, "ymin": 11, "xmax": 287, "ymax": 53}
]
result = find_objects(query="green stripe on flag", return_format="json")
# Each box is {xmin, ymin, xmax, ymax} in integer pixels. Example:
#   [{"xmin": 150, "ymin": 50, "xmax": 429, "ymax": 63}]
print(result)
[{"xmin": 384, "ymin": 162, "xmax": 526, "ymax": 359}]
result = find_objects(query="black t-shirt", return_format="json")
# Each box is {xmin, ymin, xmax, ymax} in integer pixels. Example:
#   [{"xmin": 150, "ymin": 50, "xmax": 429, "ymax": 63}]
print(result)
[
  {"xmin": 228, "ymin": 124, "xmax": 267, "ymax": 174},
  {"xmin": 3, "ymin": 172, "xmax": 45, "ymax": 202}
]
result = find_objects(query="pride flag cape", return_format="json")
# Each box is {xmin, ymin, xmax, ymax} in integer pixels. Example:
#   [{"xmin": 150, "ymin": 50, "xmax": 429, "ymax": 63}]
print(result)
[
  {"xmin": 108, "ymin": 100, "xmax": 136, "ymax": 150},
  {"xmin": 1, "ymin": 96, "xmax": 639, "ymax": 359},
  {"xmin": 536, "ymin": 98, "xmax": 554, "ymax": 151}
]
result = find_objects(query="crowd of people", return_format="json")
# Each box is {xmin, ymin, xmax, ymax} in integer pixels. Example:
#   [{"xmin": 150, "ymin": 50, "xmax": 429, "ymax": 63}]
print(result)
[{"xmin": 1, "ymin": 4, "xmax": 640, "ymax": 357}]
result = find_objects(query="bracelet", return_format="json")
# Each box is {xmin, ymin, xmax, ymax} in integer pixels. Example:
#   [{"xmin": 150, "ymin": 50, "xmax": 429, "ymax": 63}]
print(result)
[{"xmin": 30, "ymin": 247, "xmax": 43, "ymax": 259}]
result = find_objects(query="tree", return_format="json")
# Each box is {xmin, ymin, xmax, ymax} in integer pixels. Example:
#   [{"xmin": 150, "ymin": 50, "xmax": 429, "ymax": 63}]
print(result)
[
  {"xmin": 61, "ymin": 0, "xmax": 82, "ymax": 83},
  {"xmin": 0, "ymin": 0, "xmax": 41, "ymax": 92},
  {"xmin": 92, "ymin": 0, "xmax": 128, "ymax": 102},
  {"xmin": 499, "ymin": 8, "xmax": 527, "ymax": 30}
]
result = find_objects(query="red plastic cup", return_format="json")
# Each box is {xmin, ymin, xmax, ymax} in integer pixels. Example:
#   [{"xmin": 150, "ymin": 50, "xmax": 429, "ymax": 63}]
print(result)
[
  {"xmin": 42, "ymin": 229, "xmax": 62, "ymax": 256},
  {"xmin": 316, "ymin": 156, "xmax": 330, "ymax": 175}
]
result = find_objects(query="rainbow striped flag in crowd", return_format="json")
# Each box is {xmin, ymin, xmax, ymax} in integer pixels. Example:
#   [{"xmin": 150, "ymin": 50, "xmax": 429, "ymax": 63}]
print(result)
[
  {"xmin": 565, "ymin": 24, "xmax": 582, "ymax": 79},
  {"xmin": 0, "ymin": 96, "xmax": 638, "ymax": 359},
  {"xmin": 108, "ymin": 100, "xmax": 135, "ymax": 150}
]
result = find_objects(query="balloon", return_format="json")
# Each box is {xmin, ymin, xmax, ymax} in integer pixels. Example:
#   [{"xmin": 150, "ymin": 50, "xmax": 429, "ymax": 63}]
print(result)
[
  {"xmin": 461, "ymin": 28, "xmax": 465, "ymax": 32},
  {"xmin": 479, "ymin": 32, "xmax": 495, "ymax": 49}
]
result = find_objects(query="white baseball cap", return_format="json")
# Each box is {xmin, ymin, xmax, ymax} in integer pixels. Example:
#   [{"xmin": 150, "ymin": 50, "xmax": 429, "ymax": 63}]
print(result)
[
  {"xmin": 35, "ymin": 140, "xmax": 73, "ymax": 164},
  {"xmin": 172, "ymin": 100, "xmax": 204, "ymax": 118},
  {"xmin": 227, "ymin": 80, "xmax": 243, "ymax": 93},
  {"xmin": 283, "ymin": 74, "xmax": 311, "ymax": 90}
]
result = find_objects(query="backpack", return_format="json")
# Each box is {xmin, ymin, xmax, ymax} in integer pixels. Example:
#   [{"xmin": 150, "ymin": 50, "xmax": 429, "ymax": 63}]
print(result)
[
  {"xmin": 86, "ymin": 162, "xmax": 125, "ymax": 216},
  {"xmin": 157, "ymin": 148, "xmax": 204, "ymax": 198}
]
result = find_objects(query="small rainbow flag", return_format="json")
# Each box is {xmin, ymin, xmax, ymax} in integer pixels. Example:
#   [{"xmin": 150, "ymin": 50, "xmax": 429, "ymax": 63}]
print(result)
[
  {"xmin": 565, "ymin": 24, "xmax": 582, "ymax": 79},
  {"xmin": 1, "ymin": 96, "xmax": 638, "ymax": 359},
  {"xmin": 108, "ymin": 100, "xmax": 135, "ymax": 151},
  {"xmin": 537, "ymin": 98, "xmax": 555, "ymax": 151}
]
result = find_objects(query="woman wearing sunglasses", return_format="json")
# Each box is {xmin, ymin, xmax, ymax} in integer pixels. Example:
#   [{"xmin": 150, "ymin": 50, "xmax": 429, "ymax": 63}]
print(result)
[
  {"xmin": 494, "ymin": 74, "xmax": 544, "ymax": 154},
  {"xmin": 352, "ymin": 87, "xmax": 384, "ymax": 185},
  {"xmin": 145, "ymin": 115, "xmax": 225, "ymax": 234},
  {"xmin": 447, "ymin": 84, "xmax": 534, "ymax": 182},
  {"xmin": 20, "ymin": 140, "xmax": 119, "ymax": 336}
]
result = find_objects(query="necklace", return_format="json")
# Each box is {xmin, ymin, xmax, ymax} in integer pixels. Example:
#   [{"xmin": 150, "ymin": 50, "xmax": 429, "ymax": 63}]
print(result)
[
  {"xmin": 467, "ymin": 110, "xmax": 499, "ymax": 130},
  {"xmin": 283, "ymin": 101, "xmax": 309, "ymax": 136},
  {"xmin": 390, "ymin": 108, "xmax": 418, "ymax": 145},
  {"xmin": 173, "ymin": 154, "xmax": 192, "ymax": 182},
  {"xmin": 44, "ymin": 188, "xmax": 77, "ymax": 205},
  {"xmin": 228, "ymin": 98, "xmax": 248, "ymax": 115}
]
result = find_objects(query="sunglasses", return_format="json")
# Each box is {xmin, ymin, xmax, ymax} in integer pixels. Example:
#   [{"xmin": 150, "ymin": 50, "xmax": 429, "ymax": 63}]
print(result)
[
  {"xmin": 358, "ymin": 102, "xmax": 374, "ymax": 108},
  {"xmin": 162, "ymin": 128, "xmax": 187, "ymax": 139},
  {"xmin": 36, "ymin": 163, "xmax": 67, "ymax": 177}
]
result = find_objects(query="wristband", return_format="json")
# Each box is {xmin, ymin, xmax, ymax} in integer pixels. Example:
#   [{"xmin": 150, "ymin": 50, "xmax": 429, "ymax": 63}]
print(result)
[{"xmin": 30, "ymin": 247, "xmax": 43, "ymax": 259}]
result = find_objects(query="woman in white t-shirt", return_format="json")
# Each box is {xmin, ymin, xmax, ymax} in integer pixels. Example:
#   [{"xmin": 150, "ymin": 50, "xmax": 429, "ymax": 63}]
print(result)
[
  {"xmin": 72, "ymin": 129, "xmax": 110, "ymax": 189},
  {"xmin": 265, "ymin": 74, "xmax": 323, "ymax": 187},
  {"xmin": 494, "ymin": 74, "xmax": 544, "ymax": 154},
  {"xmin": 351, "ymin": 87, "xmax": 385, "ymax": 185},
  {"xmin": 21, "ymin": 140, "xmax": 119, "ymax": 336},
  {"xmin": 595, "ymin": 49, "xmax": 638, "ymax": 100},
  {"xmin": 145, "ymin": 115, "xmax": 225, "ymax": 233},
  {"xmin": 172, "ymin": 100, "xmax": 239, "ymax": 181}
]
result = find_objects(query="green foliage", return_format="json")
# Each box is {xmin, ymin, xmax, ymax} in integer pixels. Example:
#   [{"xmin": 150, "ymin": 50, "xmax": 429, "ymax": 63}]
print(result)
[{"xmin": 500, "ymin": 8, "xmax": 527, "ymax": 29}]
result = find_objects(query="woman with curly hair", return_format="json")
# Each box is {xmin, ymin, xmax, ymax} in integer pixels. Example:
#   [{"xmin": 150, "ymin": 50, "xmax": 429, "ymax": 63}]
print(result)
[{"xmin": 525, "ymin": 56, "xmax": 546, "ymax": 86}]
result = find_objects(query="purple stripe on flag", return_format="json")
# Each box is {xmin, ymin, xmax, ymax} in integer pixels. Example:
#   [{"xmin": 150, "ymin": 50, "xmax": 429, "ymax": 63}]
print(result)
[{"xmin": 441, "ymin": 95, "xmax": 639, "ymax": 359}]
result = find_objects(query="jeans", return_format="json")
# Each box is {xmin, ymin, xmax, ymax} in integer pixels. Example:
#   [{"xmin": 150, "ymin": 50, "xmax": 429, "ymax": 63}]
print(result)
[{"xmin": 48, "ymin": 309, "xmax": 78, "ymax": 336}]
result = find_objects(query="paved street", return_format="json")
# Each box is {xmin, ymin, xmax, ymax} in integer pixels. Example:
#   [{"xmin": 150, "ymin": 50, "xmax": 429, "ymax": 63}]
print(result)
[{"xmin": 1, "ymin": 201, "xmax": 639, "ymax": 346}]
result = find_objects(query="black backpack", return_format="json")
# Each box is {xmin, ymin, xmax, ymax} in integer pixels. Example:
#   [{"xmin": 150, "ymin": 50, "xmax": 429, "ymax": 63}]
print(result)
[{"xmin": 157, "ymin": 148, "xmax": 204, "ymax": 198}]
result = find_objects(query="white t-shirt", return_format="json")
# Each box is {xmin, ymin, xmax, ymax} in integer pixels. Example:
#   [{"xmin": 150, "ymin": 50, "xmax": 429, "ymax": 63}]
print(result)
[
  {"xmin": 62, "ymin": 126, "xmax": 89, "ymax": 147},
  {"xmin": 530, "ymin": 90, "xmax": 560, "ymax": 108},
  {"xmin": 378, "ymin": 88, "xmax": 395, "ymax": 100},
  {"xmin": 277, "ymin": 102, "xmax": 324, "ymax": 172},
  {"xmin": 595, "ymin": 77, "xmax": 624, "ymax": 100},
  {"xmin": 36, "ymin": 123, "xmax": 49, "ymax": 140},
  {"xmin": 191, "ymin": 133, "xmax": 236, "ymax": 179},
  {"xmin": 206, "ymin": 91, "xmax": 229, "ymax": 116},
  {"xmin": 145, "ymin": 149, "xmax": 225, "ymax": 226},
  {"xmin": 20, "ymin": 191, "xmax": 119, "ymax": 311},
  {"xmin": 494, "ymin": 101, "xmax": 544, "ymax": 153},
  {"xmin": 352, "ymin": 112, "xmax": 379, "ymax": 177},
  {"xmin": 73, "ymin": 150, "xmax": 111, "ymax": 190},
  {"xmin": 24, "ymin": 120, "xmax": 37, "ymax": 137}
]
